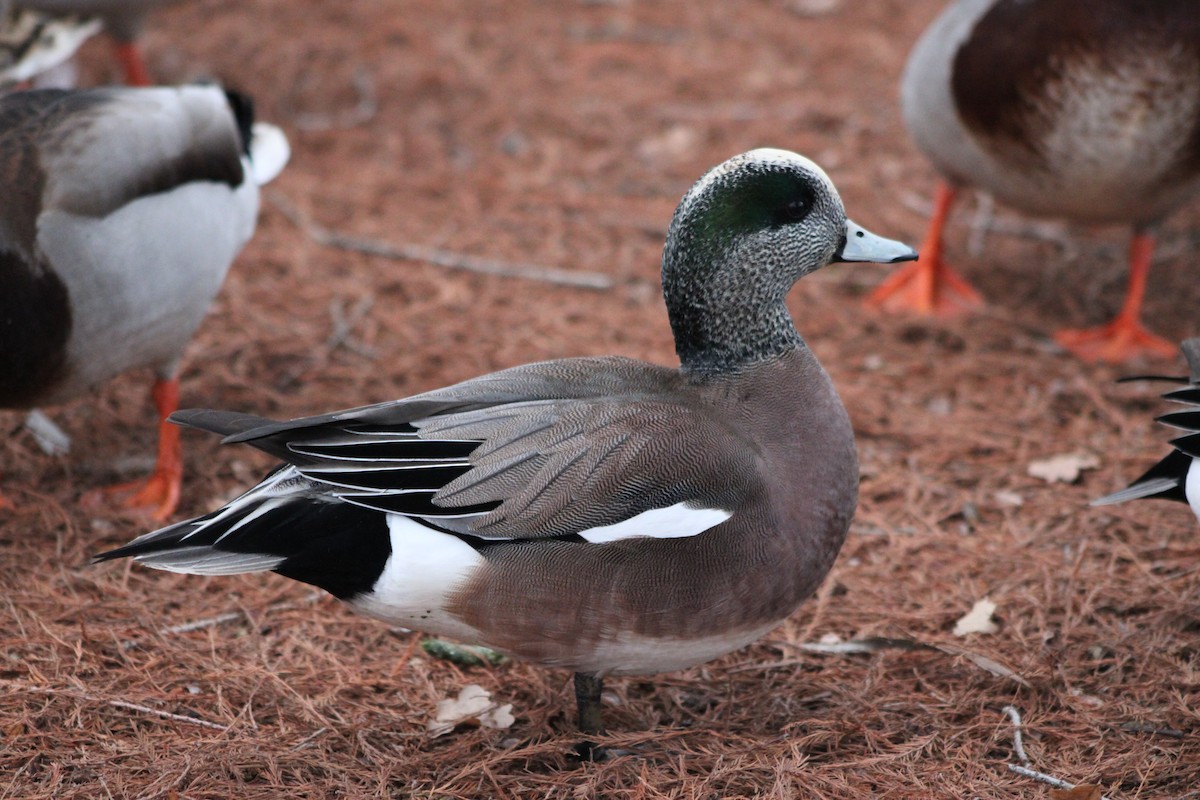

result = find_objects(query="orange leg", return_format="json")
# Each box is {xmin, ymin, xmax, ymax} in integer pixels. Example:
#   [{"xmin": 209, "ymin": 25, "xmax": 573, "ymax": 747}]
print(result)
[
  {"xmin": 0, "ymin": 486, "xmax": 15, "ymax": 513},
  {"xmin": 865, "ymin": 183, "xmax": 984, "ymax": 317},
  {"xmin": 113, "ymin": 40, "xmax": 152, "ymax": 86},
  {"xmin": 1053, "ymin": 232, "xmax": 1176, "ymax": 363},
  {"xmin": 99, "ymin": 377, "xmax": 183, "ymax": 521}
]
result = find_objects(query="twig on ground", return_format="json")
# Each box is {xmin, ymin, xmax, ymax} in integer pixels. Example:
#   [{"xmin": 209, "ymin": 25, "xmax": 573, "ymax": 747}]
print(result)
[
  {"xmin": 106, "ymin": 699, "xmax": 229, "ymax": 732},
  {"xmin": 1117, "ymin": 721, "xmax": 1185, "ymax": 739},
  {"xmin": 290, "ymin": 726, "xmax": 331, "ymax": 752},
  {"xmin": 4, "ymin": 683, "xmax": 229, "ymax": 732},
  {"xmin": 1002, "ymin": 706, "xmax": 1111, "ymax": 798},
  {"xmin": 268, "ymin": 191, "xmax": 615, "ymax": 290},
  {"xmin": 898, "ymin": 189, "xmax": 1079, "ymax": 257},
  {"xmin": 772, "ymin": 636, "xmax": 1030, "ymax": 687},
  {"xmin": 1003, "ymin": 705, "xmax": 1030, "ymax": 766},
  {"xmin": 966, "ymin": 192, "xmax": 994, "ymax": 257},
  {"xmin": 282, "ymin": 65, "xmax": 379, "ymax": 132},
  {"xmin": 161, "ymin": 590, "xmax": 322, "ymax": 636},
  {"xmin": 326, "ymin": 295, "xmax": 377, "ymax": 359},
  {"xmin": 1007, "ymin": 764, "xmax": 1077, "ymax": 790}
]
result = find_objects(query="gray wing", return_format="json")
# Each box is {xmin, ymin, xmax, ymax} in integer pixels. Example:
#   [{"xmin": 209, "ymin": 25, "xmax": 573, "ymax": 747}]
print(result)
[{"xmin": 175, "ymin": 356, "xmax": 759, "ymax": 540}]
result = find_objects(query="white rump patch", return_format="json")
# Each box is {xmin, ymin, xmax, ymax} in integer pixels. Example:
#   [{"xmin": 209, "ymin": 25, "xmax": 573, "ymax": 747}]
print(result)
[
  {"xmin": 249, "ymin": 122, "xmax": 290, "ymax": 186},
  {"xmin": 1186, "ymin": 458, "xmax": 1200, "ymax": 522},
  {"xmin": 349, "ymin": 515, "xmax": 486, "ymax": 642},
  {"xmin": 577, "ymin": 503, "xmax": 732, "ymax": 544}
]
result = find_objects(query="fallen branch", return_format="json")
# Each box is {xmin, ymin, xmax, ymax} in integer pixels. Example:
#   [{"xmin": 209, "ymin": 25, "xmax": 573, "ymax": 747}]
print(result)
[
  {"xmin": 1002, "ymin": 705, "xmax": 1111, "ymax": 799},
  {"xmin": 281, "ymin": 65, "xmax": 379, "ymax": 132},
  {"xmin": 268, "ymin": 192, "xmax": 615, "ymax": 290},
  {"xmin": 5, "ymin": 683, "xmax": 229, "ymax": 732},
  {"xmin": 1003, "ymin": 705, "xmax": 1031, "ymax": 766},
  {"xmin": 775, "ymin": 636, "xmax": 1030, "ymax": 687},
  {"xmin": 326, "ymin": 295, "xmax": 376, "ymax": 358},
  {"xmin": 161, "ymin": 591, "xmax": 322, "ymax": 636},
  {"xmin": 106, "ymin": 699, "xmax": 229, "ymax": 732}
]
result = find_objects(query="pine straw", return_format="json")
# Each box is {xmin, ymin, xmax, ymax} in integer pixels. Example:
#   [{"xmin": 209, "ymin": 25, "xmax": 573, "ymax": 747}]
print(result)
[{"xmin": 2, "ymin": 0, "xmax": 1199, "ymax": 797}]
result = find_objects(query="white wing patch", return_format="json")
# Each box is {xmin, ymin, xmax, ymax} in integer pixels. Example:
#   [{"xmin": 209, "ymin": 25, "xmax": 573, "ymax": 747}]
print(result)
[{"xmin": 577, "ymin": 502, "xmax": 732, "ymax": 544}]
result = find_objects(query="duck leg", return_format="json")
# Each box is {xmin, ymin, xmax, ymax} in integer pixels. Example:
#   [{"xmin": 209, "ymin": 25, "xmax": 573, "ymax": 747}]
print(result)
[
  {"xmin": 99, "ymin": 376, "xmax": 183, "ymax": 520},
  {"xmin": 865, "ymin": 183, "xmax": 984, "ymax": 316},
  {"xmin": 573, "ymin": 672, "xmax": 607, "ymax": 760},
  {"xmin": 1054, "ymin": 231, "xmax": 1176, "ymax": 363},
  {"xmin": 112, "ymin": 40, "xmax": 152, "ymax": 86}
]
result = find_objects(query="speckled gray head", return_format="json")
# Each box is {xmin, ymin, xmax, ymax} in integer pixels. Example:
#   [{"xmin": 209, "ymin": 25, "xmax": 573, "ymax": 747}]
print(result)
[{"xmin": 662, "ymin": 148, "xmax": 916, "ymax": 375}]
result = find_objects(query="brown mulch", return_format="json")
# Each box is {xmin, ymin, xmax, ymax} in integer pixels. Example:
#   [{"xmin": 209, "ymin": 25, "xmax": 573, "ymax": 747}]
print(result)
[{"xmin": 2, "ymin": 1, "xmax": 1198, "ymax": 797}]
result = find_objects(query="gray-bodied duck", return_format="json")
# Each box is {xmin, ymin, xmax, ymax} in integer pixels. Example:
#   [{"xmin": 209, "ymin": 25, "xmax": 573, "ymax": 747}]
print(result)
[
  {"xmin": 871, "ymin": 0, "xmax": 1200, "ymax": 362},
  {"xmin": 96, "ymin": 149, "xmax": 916, "ymax": 737},
  {"xmin": 16, "ymin": 0, "xmax": 184, "ymax": 85},
  {"xmin": 0, "ymin": 84, "xmax": 289, "ymax": 517}
]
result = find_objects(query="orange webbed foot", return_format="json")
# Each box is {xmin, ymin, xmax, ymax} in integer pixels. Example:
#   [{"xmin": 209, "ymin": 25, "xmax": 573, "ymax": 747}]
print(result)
[
  {"xmin": 1054, "ymin": 321, "xmax": 1177, "ymax": 364},
  {"xmin": 95, "ymin": 465, "xmax": 182, "ymax": 522},
  {"xmin": 865, "ymin": 255, "xmax": 985, "ymax": 317},
  {"xmin": 84, "ymin": 376, "xmax": 183, "ymax": 521},
  {"xmin": 864, "ymin": 182, "xmax": 983, "ymax": 318}
]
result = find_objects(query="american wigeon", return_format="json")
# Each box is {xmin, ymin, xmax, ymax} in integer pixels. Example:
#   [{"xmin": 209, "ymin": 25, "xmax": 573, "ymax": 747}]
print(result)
[
  {"xmin": 0, "ymin": 85, "xmax": 288, "ymax": 517},
  {"xmin": 15, "ymin": 0, "xmax": 184, "ymax": 85},
  {"xmin": 869, "ymin": 0, "xmax": 1200, "ymax": 362},
  {"xmin": 1093, "ymin": 338, "xmax": 1200, "ymax": 522},
  {"xmin": 96, "ymin": 149, "xmax": 916, "ymax": 737}
]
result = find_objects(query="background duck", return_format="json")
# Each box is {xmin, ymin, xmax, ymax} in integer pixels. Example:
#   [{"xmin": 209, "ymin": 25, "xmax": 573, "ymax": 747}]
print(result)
[
  {"xmin": 1093, "ymin": 338, "xmax": 1200, "ymax": 521},
  {"xmin": 0, "ymin": 84, "xmax": 289, "ymax": 518},
  {"xmin": 96, "ymin": 149, "xmax": 916, "ymax": 740},
  {"xmin": 870, "ymin": 0, "xmax": 1200, "ymax": 362},
  {"xmin": 15, "ymin": 0, "xmax": 183, "ymax": 85},
  {"xmin": 0, "ymin": 1, "xmax": 101, "ymax": 87}
]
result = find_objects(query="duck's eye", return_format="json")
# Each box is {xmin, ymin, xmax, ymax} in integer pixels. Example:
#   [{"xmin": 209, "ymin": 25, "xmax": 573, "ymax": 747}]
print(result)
[{"xmin": 779, "ymin": 198, "xmax": 810, "ymax": 223}]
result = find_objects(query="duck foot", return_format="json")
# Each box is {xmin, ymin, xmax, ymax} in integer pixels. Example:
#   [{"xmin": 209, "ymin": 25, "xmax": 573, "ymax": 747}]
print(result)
[
  {"xmin": 866, "ymin": 257, "xmax": 984, "ymax": 317},
  {"xmin": 1054, "ymin": 321, "xmax": 1176, "ymax": 363},
  {"xmin": 569, "ymin": 671, "xmax": 613, "ymax": 760},
  {"xmin": 96, "ymin": 465, "xmax": 182, "ymax": 522},
  {"xmin": 1054, "ymin": 231, "xmax": 1174, "ymax": 363},
  {"xmin": 572, "ymin": 740, "xmax": 611, "ymax": 762},
  {"xmin": 865, "ymin": 183, "xmax": 983, "ymax": 317},
  {"xmin": 87, "ymin": 377, "xmax": 183, "ymax": 521}
]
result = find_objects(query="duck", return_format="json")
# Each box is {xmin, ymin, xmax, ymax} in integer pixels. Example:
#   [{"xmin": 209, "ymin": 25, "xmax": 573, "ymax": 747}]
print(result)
[
  {"xmin": 0, "ymin": 84, "xmax": 289, "ymax": 518},
  {"xmin": 1092, "ymin": 338, "xmax": 1200, "ymax": 522},
  {"xmin": 95, "ymin": 149, "xmax": 917, "ymax": 741},
  {"xmin": 15, "ymin": 0, "xmax": 184, "ymax": 85},
  {"xmin": 869, "ymin": 0, "xmax": 1200, "ymax": 363},
  {"xmin": 0, "ymin": 1, "xmax": 102, "ymax": 87}
]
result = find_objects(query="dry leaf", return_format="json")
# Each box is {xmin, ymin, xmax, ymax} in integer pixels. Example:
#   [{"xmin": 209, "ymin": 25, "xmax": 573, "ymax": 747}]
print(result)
[
  {"xmin": 939, "ymin": 647, "xmax": 1031, "ymax": 688},
  {"xmin": 1049, "ymin": 784, "xmax": 1103, "ymax": 800},
  {"xmin": 1027, "ymin": 452, "xmax": 1099, "ymax": 484},
  {"xmin": 954, "ymin": 598, "xmax": 999, "ymax": 636},
  {"xmin": 427, "ymin": 684, "xmax": 515, "ymax": 738},
  {"xmin": 993, "ymin": 490, "xmax": 1024, "ymax": 507},
  {"xmin": 478, "ymin": 703, "xmax": 515, "ymax": 730}
]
